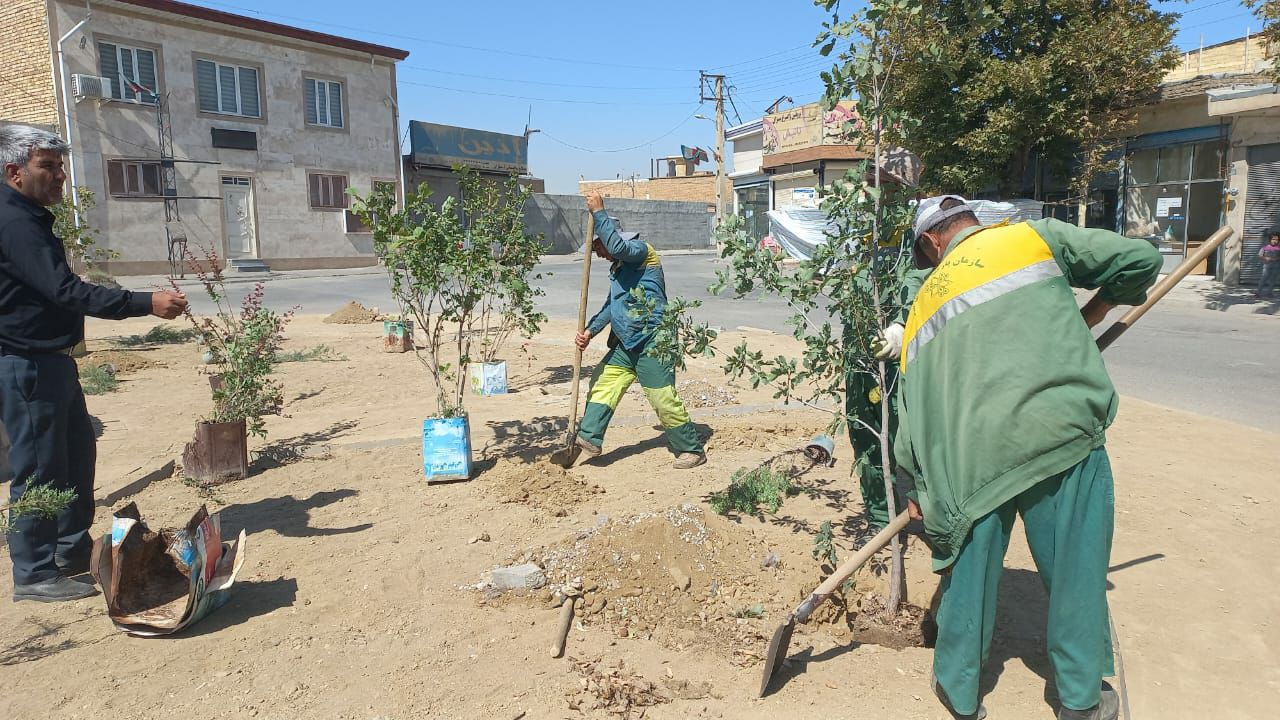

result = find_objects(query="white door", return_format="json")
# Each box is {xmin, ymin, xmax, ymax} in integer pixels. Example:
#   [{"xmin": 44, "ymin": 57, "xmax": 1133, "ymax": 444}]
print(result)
[{"xmin": 221, "ymin": 176, "xmax": 257, "ymax": 258}]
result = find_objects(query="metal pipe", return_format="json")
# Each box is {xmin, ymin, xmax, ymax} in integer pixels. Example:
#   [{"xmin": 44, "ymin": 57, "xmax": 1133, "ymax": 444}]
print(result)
[{"xmin": 56, "ymin": 0, "xmax": 92, "ymax": 228}]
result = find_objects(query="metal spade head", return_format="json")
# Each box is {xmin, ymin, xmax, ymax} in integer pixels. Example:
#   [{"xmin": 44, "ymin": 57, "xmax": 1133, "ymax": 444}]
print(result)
[
  {"xmin": 548, "ymin": 439, "xmax": 582, "ymax": 469},
  {"xmin": 758, "ymin": 612, "xmax": 797, "ymax": 698}
]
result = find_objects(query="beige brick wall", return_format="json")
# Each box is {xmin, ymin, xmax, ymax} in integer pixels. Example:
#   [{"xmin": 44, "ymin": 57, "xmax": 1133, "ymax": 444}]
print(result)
[
  {"xmin": 579, "ymin": 175, "xmax": 732, "ymax": 204},
  {"xmin": 1165, "ymin": 36, "xmax": 1274, "ymax": 82},
  {"xmin": 0, "ymin": 0, "xmax": 58, "ymax": 127}
]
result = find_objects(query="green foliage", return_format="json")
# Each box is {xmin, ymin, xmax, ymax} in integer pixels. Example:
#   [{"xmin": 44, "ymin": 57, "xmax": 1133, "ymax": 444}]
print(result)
[
  {"xmin": 174, "ymin": 248, "xmax": 292, "ymax": 438},
  {"xmin": 0, "ymin": 484, "xmax": 77, "ymax": 534},
  {"xmin": 812, "ymin": 520, "xmax": 839, "ymax": 567},
  {"xmin": 78, "ymin": 364, "xmax": 118, "ymax": 395},
  {"xmin": 731, "ymin": 603, "xmax": 766, "ymax": 619},
  {"xmin": 820, "ymin": 0, "xmax": 1180, "ymax": 194},
  {"xmin": 625, "ymin": 287, "xmax": 718, "ymax": 372},
  {"xmin": 181, "ymin": 476, "xmax": 226, "ymax": 505},
  {"xmin": 350, "ymin": 167, "xmax": 547, "ymax": 418},
  {"xmin": 50, "ymin": 186, "xmax": 117, "ymax": 271},
  {"xmin": 708, "ymin": 464, "xmax": 797, "ymax": 517},
  {"xmin": 114, "ymin": 324, "xmax": 199, "ymax": 347},
  {"xmin": 275, "ymin": 344, "xmax": 346, "ymax": 363}
]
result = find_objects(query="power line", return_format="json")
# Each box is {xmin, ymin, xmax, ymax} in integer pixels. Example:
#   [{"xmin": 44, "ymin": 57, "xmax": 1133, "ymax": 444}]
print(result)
[
  {"xmin": 195, "ymin": 0, "xmax": 697, "ymax": 73},
  {"xmin": 0, "ymin": 75, "xmax": 166, "ymax": 158},
  {"xmin": 538, "ymin": 107, "xmax": 704, "ymax": 153},
  {"xmin": 1178, "ymin": 0, "xmax": 1243, "ymax": 15},
  {"xmin": 397, "ymin": 79, "xmax": 697, "ymax": 106},
  {"xmin": 707, "ymin": 43, "xmax": 818, "ymax": 71},
  {"xmin": 398, "ymin": 63, "xmax": 689, "ymax": 92}
]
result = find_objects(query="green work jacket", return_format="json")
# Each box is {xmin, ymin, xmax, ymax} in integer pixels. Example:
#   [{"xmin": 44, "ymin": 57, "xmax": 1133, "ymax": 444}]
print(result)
[{"xmin": 894, "ymin": 218, "xmax": 1161, "ymax": 571}]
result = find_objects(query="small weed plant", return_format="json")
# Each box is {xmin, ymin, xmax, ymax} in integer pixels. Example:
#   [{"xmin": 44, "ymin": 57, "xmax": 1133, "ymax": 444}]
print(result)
[
  {"xmin": 276, "ymin": 344, "xmax": 346, "ymax": 363},
  {"xmin": 708, "ymin": 464, "xmax": 796, "ymax": 517},
  {"xmin": 731, "ymin": 603, "xmax": 766, "ymax": 619},
  {"xmin": 79, "ymin": 364, "xmax": 118, "ymax": 395},
  {"xmin": 115, "ymin": 324, "xmax": 199, "ymax": 347},
  {"xmin": 812, "ymin": 520, "xmax": 839, "ymax": 568}
]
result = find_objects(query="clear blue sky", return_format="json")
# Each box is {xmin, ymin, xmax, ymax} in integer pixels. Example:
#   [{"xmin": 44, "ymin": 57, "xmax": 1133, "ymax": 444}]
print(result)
[{"xmin": 197, "ymin": 0, "xmax": 1264, "ymax": 193}]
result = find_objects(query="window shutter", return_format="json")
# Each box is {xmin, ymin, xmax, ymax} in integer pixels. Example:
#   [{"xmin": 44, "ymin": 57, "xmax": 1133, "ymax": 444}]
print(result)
[
  {"xmin": 316, "ymin": 81, "xmax": 328, "ymax": 125},
  {"xmin": 137, "ymin": 48, "xmax": 157, "ymax": 102},
  {"xmin": 107, "ymin": 160, "xmax": 125, "ymax": 195},
  {"xmin": 98, "ymin": 42, "xmax": 121, "ymax": 99},
  {"xmin": 119, "ymin": 47, "xmax": 136, "ymax": 100},
  {"xmin": 218, "ymin": 64, "xmax": 237, "ymax": 114},
  {"xmin": 337, "ymin": 175, "xmax": 349, "ymax": 208},
  {"xmin": 238, "ymin": 67, "xmax": 260, "ymax": 118},
  {"xmin": 308, "ymin": 174, "xmax": 322, "ymax": 208},
  {"xmin": 328, "ymin": 82, "xmax": 343, "ymax": 128},
  {"xmin": 196, "ymin": 60, "xmax": 218, "ymax": 113},
  {"xmin": 304, "ymin": 79, "xmax": 318, "ymax": 125}
]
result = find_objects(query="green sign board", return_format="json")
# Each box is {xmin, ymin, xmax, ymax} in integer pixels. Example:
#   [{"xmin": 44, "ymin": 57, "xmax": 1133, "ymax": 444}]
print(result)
[{"xmin": 409, "ymin": 121, "xmax": 528, "ymax": 174}]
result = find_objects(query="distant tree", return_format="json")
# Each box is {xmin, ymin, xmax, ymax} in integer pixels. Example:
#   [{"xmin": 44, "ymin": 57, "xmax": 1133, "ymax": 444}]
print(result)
[{"xmin": 869, "ymin": 0, "xmax": 1179, "ymax": 196}]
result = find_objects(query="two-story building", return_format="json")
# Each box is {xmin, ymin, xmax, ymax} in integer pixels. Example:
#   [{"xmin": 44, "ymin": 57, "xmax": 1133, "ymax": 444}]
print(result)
[{"xmin": 1, "ymin": 0, "xmax": 408, "ymax": 274}]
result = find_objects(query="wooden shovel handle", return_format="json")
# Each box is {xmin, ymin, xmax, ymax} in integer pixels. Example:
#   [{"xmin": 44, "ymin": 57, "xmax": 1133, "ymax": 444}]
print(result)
[
  {"xmin": 566, "ymin": 212, "xmax": 595, "ymax": 431},
  {"xmin": 795, "ymin": 511, "xmax": 911, "ymax": 623},
  {"xmin": 1096, "ymin": 226, "xmax": 1233, "ymax": 351}
]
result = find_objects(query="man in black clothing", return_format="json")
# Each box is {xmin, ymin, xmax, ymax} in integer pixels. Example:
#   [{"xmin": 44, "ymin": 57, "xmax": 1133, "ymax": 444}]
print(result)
[{"xmin": 0, "ymin": 124, "xmax": 187, "ymax": 602}]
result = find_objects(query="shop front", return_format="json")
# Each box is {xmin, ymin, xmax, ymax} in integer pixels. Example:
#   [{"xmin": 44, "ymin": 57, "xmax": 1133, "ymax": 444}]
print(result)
[{"xmin": 1121, "ymin": 126, "xmax": 1229, "ymax": 275}]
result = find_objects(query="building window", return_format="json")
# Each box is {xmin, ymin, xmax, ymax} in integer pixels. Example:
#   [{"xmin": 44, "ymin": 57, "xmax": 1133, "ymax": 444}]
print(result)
[
  {"xmin": 97, "ymin": 41, "xmax": 158, "ymax": 104},
  {"xmin": 107, "ymin": 160, "xmax": 162, "ymax": 198},
  {"xmin": 308, "ymin": 172, "xmax": 349, "ymax": 210},
  {"xmin": 196, "ymin": 60, "xmax": 260, "ymax": 118},
  {"xmin": 304, "ymin": 78, "xmax": 344, "ymax": 128}
]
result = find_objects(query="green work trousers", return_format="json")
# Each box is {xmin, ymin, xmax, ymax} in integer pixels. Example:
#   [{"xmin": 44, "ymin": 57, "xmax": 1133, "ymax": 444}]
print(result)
[
  {"xmin": 577, "ymin": 340, "xmax": 703, "ymax": 455},
  {"xmin": 845, "ymin": 365, "xmax": 901, "ymax": 528},
  {"xmin": 933, "ymin": 447, "xmax": 1116, "ymax": 715}
]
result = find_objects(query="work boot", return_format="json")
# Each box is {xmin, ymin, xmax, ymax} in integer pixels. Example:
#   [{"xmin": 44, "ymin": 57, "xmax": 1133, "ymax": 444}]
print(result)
[
  {"xmin": 673, "ymin": 452, "xmax": 707, "ymax": 469},
  {"xmin": 575, "ymin": 435, "xmax": 602, "ymax": 458},
  {"xmin": 1058, "ymin": 682, "xmax": 1119, "ymax": 720},
  {"xmin": 13, "ymin": 575, "xmax": 99, "ymax": 603},
  {"xmin": 932, "ymin": 674, "xmax": 987, "ymax": 720}
]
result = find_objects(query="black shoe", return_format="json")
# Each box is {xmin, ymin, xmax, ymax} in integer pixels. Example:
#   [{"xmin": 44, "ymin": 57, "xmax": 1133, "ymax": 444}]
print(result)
[
  {"xmin": 56, "ymin": 553, "xmax": 91, "ymax": 577},
  {"xmin": 1058, "ymin": 682, "xmax": 1119, "ymax": 720},
  {"xmin": 932, "ymin": 674, "xmax": 987, "ymax": 720},
  {"xmin": 13, "ymin": 575, "xmax": 99, "ymax": 603}
]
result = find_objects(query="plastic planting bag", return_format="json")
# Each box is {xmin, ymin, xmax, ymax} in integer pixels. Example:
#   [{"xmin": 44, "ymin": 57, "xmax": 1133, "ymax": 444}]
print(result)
[{"xmin": 90, "ymin": 502, "xmax": 247, "ymax": 636}]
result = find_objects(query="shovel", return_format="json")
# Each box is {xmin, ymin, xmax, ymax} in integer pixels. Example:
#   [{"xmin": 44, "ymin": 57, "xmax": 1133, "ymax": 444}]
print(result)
[
  {"xmin": 758, "ymin": 224, "xmax": 1235, "ymax": 698},
  {"xmin": 549, "ymin": 212, "xmax": 595, "ymax": 468}
]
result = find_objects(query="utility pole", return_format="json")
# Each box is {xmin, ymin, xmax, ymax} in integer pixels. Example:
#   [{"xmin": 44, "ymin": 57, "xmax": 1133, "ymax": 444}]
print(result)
[{"xmin": 700, "ymin": 71, "xmax": 727, "ymax": 229}]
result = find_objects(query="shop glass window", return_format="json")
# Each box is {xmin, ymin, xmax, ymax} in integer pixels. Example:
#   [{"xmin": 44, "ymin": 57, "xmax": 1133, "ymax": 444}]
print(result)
[
  {"xmin": 1191, "ymin": 142, "xmax": 1224, "ymax": 180},
  {"xmin": 1127, "ymin": 149, "xmax": 1158, "ymax": 185},
  {"xmin": 1157, "ymin": 145, "xmax": 1192, "ymax": 183}
]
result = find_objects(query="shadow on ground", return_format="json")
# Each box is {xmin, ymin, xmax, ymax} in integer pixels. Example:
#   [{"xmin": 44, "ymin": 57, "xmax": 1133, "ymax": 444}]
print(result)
[
  {"xmin": 250, "ymin": 420, "xmax": 358, "ymax": 472},
  {"xmin": 171, "ymin": 576, "xmax": 299, "ymax": 638},
  {"xmin": 0, "ymin": 611, "xmax": 113, "ymax": 666},
  {"xmin": 1190, "ymin": 284, "xmax": 1279, "ymax": 315},
  {"xmin": 219, "ymin": 488, "xmax": 372, "ymax": 538}
]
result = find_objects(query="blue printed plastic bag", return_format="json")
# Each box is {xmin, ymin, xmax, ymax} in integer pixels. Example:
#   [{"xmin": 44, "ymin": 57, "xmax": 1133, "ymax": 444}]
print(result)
[{"xmin": 422, "ymin": 416, "xmax": 472, "ymax": 482}]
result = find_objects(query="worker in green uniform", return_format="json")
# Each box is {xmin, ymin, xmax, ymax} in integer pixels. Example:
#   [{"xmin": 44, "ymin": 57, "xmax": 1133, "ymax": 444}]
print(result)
[
  {"xmin": 895, "ymin": 195, "xmax": 1161, "ymax": 720},
  {"xmin": 842, "ymin": 266, "xmax": 928, "ymax": 540},
  {"xmin": 573, "ymin": 191, "xmax": 707, "ymax": 469}
]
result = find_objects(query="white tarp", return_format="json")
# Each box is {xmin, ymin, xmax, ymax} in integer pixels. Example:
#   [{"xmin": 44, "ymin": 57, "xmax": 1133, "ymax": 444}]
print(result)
[{"xmin": 766, "ymin": 199, "xmax": 1046, "ymax": 261}]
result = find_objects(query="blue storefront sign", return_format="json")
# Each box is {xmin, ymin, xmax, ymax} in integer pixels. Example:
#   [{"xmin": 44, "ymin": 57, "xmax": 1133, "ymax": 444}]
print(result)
[{"xmin": 410, "ymin": 121, "xmax": 528, "ymax": 174}]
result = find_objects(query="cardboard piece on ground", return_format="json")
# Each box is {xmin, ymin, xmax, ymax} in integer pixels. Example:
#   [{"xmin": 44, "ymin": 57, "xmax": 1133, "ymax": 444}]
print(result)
[{"xmin": 90, "ymin": 502, "xmax": 247, "ymax": 636}]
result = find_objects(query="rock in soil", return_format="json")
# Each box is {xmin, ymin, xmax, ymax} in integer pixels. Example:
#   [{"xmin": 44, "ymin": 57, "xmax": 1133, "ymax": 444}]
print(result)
[{"xmin": 491, "ymin": 563, "xmax": 547, "ymax": 591}]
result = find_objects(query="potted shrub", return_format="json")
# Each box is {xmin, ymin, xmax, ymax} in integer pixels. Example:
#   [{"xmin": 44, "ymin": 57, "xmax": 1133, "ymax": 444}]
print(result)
[
  {"xmin": 350, "ymin": 166, "xmax": 546, "ymax": 482},
  {"xmin": 174, "ymin": 248, "xmax": 293, "ymax": 484}
]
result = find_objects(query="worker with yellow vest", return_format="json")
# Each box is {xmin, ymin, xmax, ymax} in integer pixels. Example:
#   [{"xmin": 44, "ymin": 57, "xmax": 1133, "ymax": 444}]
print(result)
[{"xmin": 895, "ymin": 195, "xmax": 1161, "ymax": 720}]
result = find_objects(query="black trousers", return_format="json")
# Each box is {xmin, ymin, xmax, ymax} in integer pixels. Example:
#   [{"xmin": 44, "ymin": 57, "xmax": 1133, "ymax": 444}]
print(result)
[{"xmin": 1, "ymin": 352, "xmax": 96, "ymax": 585}]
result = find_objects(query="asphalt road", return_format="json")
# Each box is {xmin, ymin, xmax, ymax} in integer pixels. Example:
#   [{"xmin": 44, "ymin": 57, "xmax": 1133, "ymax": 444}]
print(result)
[{"xmin": 149, "ymin": 254, "xmax": 1279, "ymax": 430}]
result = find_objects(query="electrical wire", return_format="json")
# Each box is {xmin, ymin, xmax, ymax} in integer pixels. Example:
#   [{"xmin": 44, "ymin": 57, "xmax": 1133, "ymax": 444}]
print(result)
[
  {"xmin": 0, "ymin": 75, "xmax": 167, "ymax": 158},
  {"xmin": 397, "ymin": 79, "xmax": 697, "ymax": 106},
  {"xmin": 538, "ymin": 107, "xmax": 704, "ymax": 153},
  {"xmin": 397, "ymin": 63, "xmax": 689, "ymax": 92}
]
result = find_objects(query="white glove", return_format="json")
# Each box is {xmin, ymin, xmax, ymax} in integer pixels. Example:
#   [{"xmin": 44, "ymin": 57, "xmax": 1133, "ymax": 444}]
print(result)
[{"xmin": 873, "ymin": 323, "xmax": 905, "ymax": 361}]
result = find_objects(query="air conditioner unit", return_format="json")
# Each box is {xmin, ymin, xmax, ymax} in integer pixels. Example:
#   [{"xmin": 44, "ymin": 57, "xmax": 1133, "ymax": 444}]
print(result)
[{"xmin": 72, "ymin": 74, "xmax": 113, "ymax": 100}]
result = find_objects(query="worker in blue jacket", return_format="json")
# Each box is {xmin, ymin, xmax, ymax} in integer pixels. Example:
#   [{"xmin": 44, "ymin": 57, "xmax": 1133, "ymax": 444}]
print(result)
[{"xmin": 573, "ymin": 192, "xmax": 706, "ymax": 469}]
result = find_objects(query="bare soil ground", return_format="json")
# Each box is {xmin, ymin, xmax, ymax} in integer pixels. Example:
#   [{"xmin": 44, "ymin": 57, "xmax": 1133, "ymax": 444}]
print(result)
[{"xmin": 1, "ymin": 313, "xmax": 1277, "ymax": 719}]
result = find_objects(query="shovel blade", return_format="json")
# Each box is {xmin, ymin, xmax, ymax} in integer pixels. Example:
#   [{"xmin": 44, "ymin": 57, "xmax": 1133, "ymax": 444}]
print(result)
[
  {"xmin": 548, "ymin": 436, "xmax": 582, "ymax": 468},
  {"xmin": 758, "ymin": 613, "xmax": 796, "ymax": 698}
]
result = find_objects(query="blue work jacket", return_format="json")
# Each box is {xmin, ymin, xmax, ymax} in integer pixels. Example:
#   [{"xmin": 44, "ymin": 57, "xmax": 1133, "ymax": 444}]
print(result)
[{"xmin": 585, "ymin": 210, "xmax": 667, "ymax": 351}]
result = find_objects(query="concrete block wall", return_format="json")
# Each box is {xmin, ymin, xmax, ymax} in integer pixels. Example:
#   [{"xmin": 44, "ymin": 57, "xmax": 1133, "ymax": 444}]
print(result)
[
  {"xmin": 1166, "ymin": 36, "xmax": 1274, "ymax": 82},
  {"xmin": 578, "ymin": 175, "xmax": 732, "ymax": 205},
  {"xmin": 0, "ymin": 0, "xmax": 59, "ymax": 127},
  {"xmin": 525, "ymin": 194, "xmax": 714, "ymax": 254}
]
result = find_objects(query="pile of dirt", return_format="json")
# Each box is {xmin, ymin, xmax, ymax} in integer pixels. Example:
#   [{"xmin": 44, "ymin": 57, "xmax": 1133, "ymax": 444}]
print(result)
[
  {"xmin": 485, "ymin": 459, "xmax": 604, "ymax": 515},
  {"xmin": 527, "ymin": 505, "xmax": 791, "ymax": 661},
  {"xmin": 323, "ymin": 301, "xmax": 380, "ymax": 324},
  {"xmin": 677, "ymin": 379, "xmax": 738, "ymax": 409},
  {"xmin": 78, "ymin": 350, "xmax": 160, "ymax": 375}
]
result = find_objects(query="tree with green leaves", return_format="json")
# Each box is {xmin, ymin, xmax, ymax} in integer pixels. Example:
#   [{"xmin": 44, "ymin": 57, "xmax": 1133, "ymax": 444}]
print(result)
[
  {"xmin": 713, "ymin": 0, "xmax": 929, "ymax": 616},
  {"xmin": 50, "ymin": 186, "xmax": 118, "ymax": 275},
  {"xmin": 869, "ymin": 0, "xmax": 1179, "ymax": 196}
]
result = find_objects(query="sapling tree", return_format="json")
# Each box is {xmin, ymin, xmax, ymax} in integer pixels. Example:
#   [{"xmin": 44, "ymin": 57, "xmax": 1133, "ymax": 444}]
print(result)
[
  {"xmin": 350, "ymin": 168, "xmax": 547, "ymax": 418},
  {"xmin": 51, "ymin": 187, "xmax": 118, "ymax": 276},
  {"xmin": 0, "ymin": 484, "xmax": 76, "ymax": 534},
  {"xmin": 712, "ymin": 0, "xmax": 924, "ymax": 616}
]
